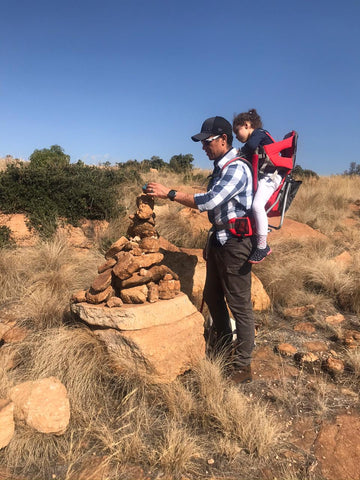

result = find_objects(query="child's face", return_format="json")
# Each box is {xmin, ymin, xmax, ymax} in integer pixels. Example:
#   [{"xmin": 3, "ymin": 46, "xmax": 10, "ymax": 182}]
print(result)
[{"xmin": 234, "ymin": 122, "xmax": 253, "ymax": 143}]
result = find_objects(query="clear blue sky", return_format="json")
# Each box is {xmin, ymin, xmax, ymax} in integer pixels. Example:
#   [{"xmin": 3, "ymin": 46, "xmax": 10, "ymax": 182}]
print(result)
[{"xmin": 1, "ymin": 0, "xmax": 359, "ymax": 175}]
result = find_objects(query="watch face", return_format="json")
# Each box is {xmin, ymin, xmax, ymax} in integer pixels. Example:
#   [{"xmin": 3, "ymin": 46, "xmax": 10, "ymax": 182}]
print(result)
[{"xmin": 168, "ymin": 189, "xmax": 177, "ymax": 201}]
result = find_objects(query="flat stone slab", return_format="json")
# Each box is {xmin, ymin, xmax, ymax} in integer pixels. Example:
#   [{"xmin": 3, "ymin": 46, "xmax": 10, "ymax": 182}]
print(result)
[{"xmin": 71, "ymin": 292, "xmax": 199, "ymax": 331}]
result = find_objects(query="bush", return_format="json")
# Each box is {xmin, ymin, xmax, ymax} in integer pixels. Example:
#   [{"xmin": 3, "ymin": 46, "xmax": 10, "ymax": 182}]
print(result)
[
  {"xmin": 0, "ymin": 151, "xmax": 141, "ymax": 237},
  {"xmin": 0, "ymin": 225, "xmax": 15, "ymax": 248}
]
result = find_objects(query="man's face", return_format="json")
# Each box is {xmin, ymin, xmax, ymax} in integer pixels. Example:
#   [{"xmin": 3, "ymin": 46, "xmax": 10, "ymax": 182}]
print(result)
[{"xmin": 201, "ymin": 134, "xmax": 228, "ymax": 160}]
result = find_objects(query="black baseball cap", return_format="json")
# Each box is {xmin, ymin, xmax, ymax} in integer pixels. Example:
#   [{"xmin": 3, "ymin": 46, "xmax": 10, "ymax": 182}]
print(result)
[{"xmin": 191, "ymin": 116, "xmax": 233, "ymax": 142}]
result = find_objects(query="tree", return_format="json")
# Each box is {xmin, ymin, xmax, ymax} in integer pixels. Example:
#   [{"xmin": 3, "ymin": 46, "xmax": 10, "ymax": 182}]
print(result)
[
  {"xmin": 344, "ymin": 162, "xmax": 360, "ymax": 175},
  {"xmin": 292, "ymin": 164, "xmax": 319, "ymax": 179},
  {"xmin": 169, "ymin": 154, "xmax": 194, "ymax": 173},
  {"xmin": 29, "ymin": 145, "xmax": 70, "ymax": 168}
]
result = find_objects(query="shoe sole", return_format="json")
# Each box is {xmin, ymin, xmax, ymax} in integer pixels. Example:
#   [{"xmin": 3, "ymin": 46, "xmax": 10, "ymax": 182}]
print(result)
[{"xmin": 248, "ymin": 248, "xmax": 272, "ymax": 264}]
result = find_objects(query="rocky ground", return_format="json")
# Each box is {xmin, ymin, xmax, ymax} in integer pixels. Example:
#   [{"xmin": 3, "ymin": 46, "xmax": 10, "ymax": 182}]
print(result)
[{"xmin": 0, "ymin": 201, "xmax": 359, "ymax": 480}]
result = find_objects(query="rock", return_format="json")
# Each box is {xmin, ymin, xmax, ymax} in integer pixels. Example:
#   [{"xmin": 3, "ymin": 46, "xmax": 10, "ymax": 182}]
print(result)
[
  {"xmin": 127, "ymin": 218, "xmax": 157, "ymax": 238},
  {"xmin": 106, "ymin": 297, "xmax": 123, "ymax": 308},
  {"xmin": 104, "ymin": 236, "xmax": 128, "ymax": 259},
  {"xmin": 71, "ymin": 290, "xmax": 87, "ymax": 303},
  {"xmin": 325, "ymin": 313, "xmax": 345, "ymax": 325},
  {"xmin": 283, "ymin": 305, "xmax": 316, "ymax": 318},
  {"xmin": 277, "ymin": 343, "xmax": 297, "ymax": 356},
  {"xmin": 294, "ymin": 322, "xmax": 316, "ymax": 334},
  {"xmin": 112, "ymin": 251, "xmax": 137, "ymax": 280},
  {"xmin": 324, "ymin": 356, "xmax": 345, "ymax": 374},
  {"xmin": 0, "ymin": 213, "xmax": 38, "ymax": 246},
  {"xmin": 314, "ymin": 413, "xmax": 360, "ymax": 480},
  {"xmin": 158, "ymin": 278, "xmax": 180, "ymax": 300},
  {"xmin": 295, "ymin": 352, "xmax": 319, "ymax": 363},
  {"xmin": 269, "ymin": 218, "xmax": 328, "ymax": 242},
  {"xmin": 71, "ymin": 292, "xmax": 199, "ymax": 331},
  {"xmin": 0, "ymin": 321, "xmax": 16, "ymax": 340},
  {"xmin": 2, "ymin": 325, "xmax": 29, "ymax": 344},
  {"xmin": 90, "ymin": 269, "xmax": 113, "ymax": 293},
  {"xmin": 343, "ymin": 329, "xmax": 360, "ymax": 349},
  {"xmin": 147, "ymin": 282, "xmax": 159, "ymax": 303},
  {"xmin": 97, "ymin": 257, "xmax": 117, "ymax": 274},
  {"xmin": 86, "ymin": 286, "xmax": 114, "ymax": 304},
  {"xmin": 251, "ymin": 273, "xmax": 271, "ymax": 311},
  {"xmin": 118, "ymin": 272, "xmax": 152, "ymax": 289},
  {"xmin": 136, "ymin": 203, "xmax": 154, "ymax": 220},
  {"xmin": 136, "ymin": 193, "xmax": 154, "ymax": 210},
  {"xmin": 120, "ymin": 285, "xmax": 148, "ymax": 304},
  {"xmin": 93, "ymin": 308, "xmax": 205, "ymax": 383},
  {"xmin": 9, "ymin": 377, "xmax": 70, "ymax": 435},
  {"xmin": 303, "ymin": 341, "xmax": 328, "ymax": 352},
  {"xmin": 0, "ymin": 399, "xmax": 15, "ymax": 449},
  {"xmin": 332, "ymin": 251, "xmax": 352, "ymax": 269},
  {"xmin": 139, "ymin": 237, "xmax": 160, "ymax": 253}
]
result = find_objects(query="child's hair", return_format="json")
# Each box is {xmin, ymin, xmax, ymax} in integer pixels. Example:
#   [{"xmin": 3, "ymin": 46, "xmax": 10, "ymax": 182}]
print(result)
[{"xmin": 233, "ymin": 109, "xmax": 263, "ymax": 129}]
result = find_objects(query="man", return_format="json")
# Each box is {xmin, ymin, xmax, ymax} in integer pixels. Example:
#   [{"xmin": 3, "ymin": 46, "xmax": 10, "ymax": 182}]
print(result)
[{"xmin": 144, "ymin": 116, "xmax": 254, "ymax": 383}]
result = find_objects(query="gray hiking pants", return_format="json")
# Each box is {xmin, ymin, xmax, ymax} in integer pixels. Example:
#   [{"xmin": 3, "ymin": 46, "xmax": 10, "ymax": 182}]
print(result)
[{"xmin": 204, "ymin": 234, "xmax": 255, "ymax": 367}]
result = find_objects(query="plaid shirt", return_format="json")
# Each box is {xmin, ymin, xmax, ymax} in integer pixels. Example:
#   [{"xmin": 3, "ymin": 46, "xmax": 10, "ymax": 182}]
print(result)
[{"xmin": 194, "ymin": 148, "xmax": 253, "ymax": 244}]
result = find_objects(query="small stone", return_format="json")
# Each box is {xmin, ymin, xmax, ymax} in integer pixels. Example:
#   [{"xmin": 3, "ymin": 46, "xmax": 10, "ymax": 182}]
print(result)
[
  {"xmin": 147, "ymin": 282, "xmax": 159, "ymax": 303},
  {"xmin": 296, "ymin": 352, "xmax": 319, "ymax": 363},
  {"xmin": 207, "ymin": 458, "xmax": 215, "ymax": 465},
  {"xmin": 2, "ymin": 325, "xmax": 29, "ymax": 344},
  {"xmin": 86, "ymin": 286, "xmax": 114, "ymax": 304},
  {"xmin": 294, "ymin": 322, "xmax": 316, "ymax": 334},
  {"xmin": 105, "ymin": 236, "xmax": 128, "ymax": 259},
  {"xmin": 303, "ymin": 341, "xmax": 328, "ymax": 352},
  {"xmin": 325, "ymin": 313, "xmax": 345, "ymax": 325},
  {"xmin": 71, "ymin": 290, "xmax": 87, "ymax": 303},
  {"xmin": 97, "ymin": 257, "xmax": 117, "ymax": 274},
  {"xmin": 0, "ymin": 399, "xmax": 15, "ymax": 449},
  {"xmin": 277, "ymin": 343, "xmax": 297, "ymax": 356},
  {"xmin": 90, "ymin": 269, "xmax": 113, "ymax": 293},
  {"xmin": 139, "ymin": 237, "xmax": 160, "ymax": 253},
  {"xmin": 106, "ymin": 297, "xmax": 123, "ymax": 308},
  {"xmin": 324, "ymin": 356, "xmax": 344, "ymax": 373},
  {"xmin": 120, "ymin": 285, "xmax": 148, "ymax": 304}
]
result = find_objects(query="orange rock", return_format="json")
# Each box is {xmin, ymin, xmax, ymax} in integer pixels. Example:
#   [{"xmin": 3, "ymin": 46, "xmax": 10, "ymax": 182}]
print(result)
[
  {"xmin": 147, "ymin": 282, "xmax": 159, "ymax": 303},
  {"xmin": 283, "ymin": 305, "xmax": 315, "ymax": 317},
  {"xmin": 90, "ymin": 269, "xmax": 113, "ymax": 293},
  {"xmin": 294, "ymin": 322, "xmax": 316, "ymax": 334},
  {"xmin": 324, "ymin": 356, "xmax": 344, "ymax": 373},
  {"xmin": 9, "ymin": 377, "xmax": 70, "ymax": 435},
  {"xmin": 97, "ymin": 257, "xmax": 117, "ymax": 274},
  {"xmin": 277, "ymin": 343, "xmax": 297, "ymax": 356},
  {"xmin": 106, "ymin": 297, "xmax": 123, "ymax": 308},
  {"xmin": 2, "ymin": 325, "xmax": 28, "ymax": 343},
  {"xmin": 71, "ymin": 290, "xmax": 87, "ymax": 303},
  {"xmin": 86, "ymin": 286, "xmax": 114, "ymax": 304},
  {"xmin": 304, "ymin": 341, "xmax": 328, "ymax": 352},
  {"xmin": 139, "ymin": 236, "xmax": 160, "ymax": 253},
  {"xmin": 104, "ymin": 236, "xmax": 128, "ymax": 259},
  {"xmin": 269, "ymin": 218, "xmax": 328, "ymax": 242},
  {"xmin": 0, "ymin": 399, "xmax": 15, "ymax": 449},
  {"xmin": 120, "ymin": 285, "xmax": 148, "ymax": 304},
  {"xmin": 325, "ymin": 313, "xmax": 345, "ymax": 325}
]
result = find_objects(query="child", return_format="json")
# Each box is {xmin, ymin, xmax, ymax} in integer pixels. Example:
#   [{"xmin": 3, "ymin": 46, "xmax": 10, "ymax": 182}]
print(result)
[{"xmin": 233, "ymin": 109, "xmax": 282, "ymax": 263}]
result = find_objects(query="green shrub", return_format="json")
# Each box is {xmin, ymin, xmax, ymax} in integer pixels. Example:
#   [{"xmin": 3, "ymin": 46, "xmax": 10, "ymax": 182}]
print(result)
[
  {"xmin": 0, "ymin": 225, "xmax": 15, "ymax": 248},
  {"xmin": 0, "ymin": 152, "xmax": 141, "ymax": 237}
]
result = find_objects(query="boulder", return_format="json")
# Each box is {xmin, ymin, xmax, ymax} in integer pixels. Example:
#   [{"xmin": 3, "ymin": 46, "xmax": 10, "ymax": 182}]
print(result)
[
  {"xmin": 9, "ymin": 377, "xmax": 70, "ymax": 435},
  {"xmin": 269, "ymin": 218, "xmax": 328, "ymax": 242},
  {"xmin": 93, "ymin": 308, "xmax": 205, "ymax": 383},
  {"xmin": 0, "ymin": 399, "xmax": 15, "ymax": 449},
  {"xmin": 71, "ymin": 292, "xmax": 199, "ymax": 331}
]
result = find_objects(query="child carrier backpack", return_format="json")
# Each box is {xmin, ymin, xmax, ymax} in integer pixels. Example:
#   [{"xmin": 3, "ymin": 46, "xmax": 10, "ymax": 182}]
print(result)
[
  {"xmin": 254, "ymin": 130, "xmax": 302, "ymax": 230},
  {"xmin": 221, "ymin": 130, "xmax": 301, "ymax": 236}
]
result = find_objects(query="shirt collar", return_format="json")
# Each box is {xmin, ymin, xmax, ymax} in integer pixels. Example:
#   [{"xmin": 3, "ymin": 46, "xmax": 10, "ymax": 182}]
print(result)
[{"xmin": 214, "ymin": 148, "xmax": 238, "ymax": 170}]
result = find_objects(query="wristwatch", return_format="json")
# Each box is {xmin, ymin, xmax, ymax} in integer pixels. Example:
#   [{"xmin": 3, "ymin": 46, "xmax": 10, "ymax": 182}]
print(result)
[{"xmin": 167, "ymin": 189, "xmax": 177, "ymax": 201}]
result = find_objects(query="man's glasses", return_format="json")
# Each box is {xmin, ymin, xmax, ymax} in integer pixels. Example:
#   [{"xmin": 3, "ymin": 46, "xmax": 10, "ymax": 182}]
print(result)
[{"xmin": 202, "ymin": 135, "xmax": 220, "ymax": 144}]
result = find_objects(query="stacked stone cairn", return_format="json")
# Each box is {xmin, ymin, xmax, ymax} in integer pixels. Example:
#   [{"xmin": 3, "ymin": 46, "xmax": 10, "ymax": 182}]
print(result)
[{"xmin": 71, "ymin": 193, "xmax": 181, "ymax": 306}]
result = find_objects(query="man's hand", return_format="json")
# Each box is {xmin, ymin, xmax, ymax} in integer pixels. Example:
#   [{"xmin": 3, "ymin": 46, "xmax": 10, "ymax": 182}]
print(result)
[{"xmin": 143, "ymin": 182, "xmax": 169, "ymax": 199}]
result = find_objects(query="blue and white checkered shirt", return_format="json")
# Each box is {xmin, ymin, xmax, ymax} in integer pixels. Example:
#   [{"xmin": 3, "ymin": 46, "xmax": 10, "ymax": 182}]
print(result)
[{"xmin": 194, "ymin": 148, "xmax": 253, "ymax": 245}]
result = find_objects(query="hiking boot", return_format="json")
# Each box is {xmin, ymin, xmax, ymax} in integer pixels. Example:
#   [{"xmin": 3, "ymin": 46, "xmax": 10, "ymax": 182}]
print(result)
[
  {"xmin": 248, "ymin": 245, "xmax": 272, "ymax": 264},
  {"xmin": 230, "ymin": 364, "xmax": 252, "ymax": 384}
]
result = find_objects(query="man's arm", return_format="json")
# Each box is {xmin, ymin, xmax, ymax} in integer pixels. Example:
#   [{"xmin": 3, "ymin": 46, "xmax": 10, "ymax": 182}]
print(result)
[{"xmin": 144, "ymin": 182, "xmax": 198, "ymax": 209}]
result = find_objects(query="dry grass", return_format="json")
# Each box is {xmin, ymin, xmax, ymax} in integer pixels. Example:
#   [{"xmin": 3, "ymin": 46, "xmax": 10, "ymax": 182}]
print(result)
[{"xmin": 1, "ymin": 173, "xmax": 360, "ymax": 479}]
